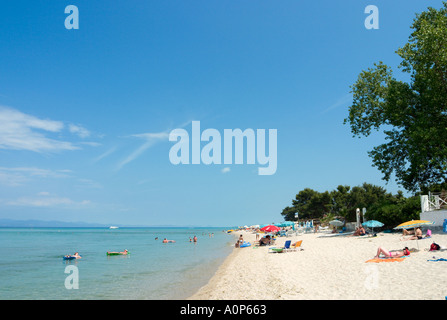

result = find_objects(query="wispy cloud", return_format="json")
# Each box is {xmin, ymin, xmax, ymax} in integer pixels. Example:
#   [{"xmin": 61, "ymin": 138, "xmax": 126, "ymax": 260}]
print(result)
[
  {"xmin": 221, "ymin": 167, "xmax": 231, "ymax": 174},
  {"xmin": 4, "ymin": 192, "xmax": 90, "ymax": 207},
  {"xmin": 69, "ymin": 124, "xmax": 90, "ymax": 138},
  {"xmin": 0, "ymin": 167, "xmax": 72, "ymax": 186},
  {"xmin": 93, "ymin": 146, "xmax": 117, "ymax": 163},
  {"xmin": 76, "ymin": 178, "xmax": 102, "ymax": 189},
  {"xmin": 116, "ymin": 121, "xmax": 191, "ymax": 170},
  {"xmin": 0, "ymin": 106, "xmax": 95, "ymax": 152},
  {"xmin": 321, "ymin": 94, "xmax": 352, "ymax": 114},
  {"xmin": 116, "ymin": 132, "xmax": 169, "ymax": 170}
]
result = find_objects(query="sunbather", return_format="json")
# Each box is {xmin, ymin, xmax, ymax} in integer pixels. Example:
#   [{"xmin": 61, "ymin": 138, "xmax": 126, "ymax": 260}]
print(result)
[
  {"xmin": 351, "ymin": 225, "xmax": 366, "ymax": 236},
  {"xmin": 374, "ymin": 246, "xmax": 410, "ymax": 259},
  {"xmin": 259, "ymin": 235, "xmax": 271, "ymax": 246},
  {"xmin": 401, "ymin": 227, "xmax": 422, "ymax": 241}
]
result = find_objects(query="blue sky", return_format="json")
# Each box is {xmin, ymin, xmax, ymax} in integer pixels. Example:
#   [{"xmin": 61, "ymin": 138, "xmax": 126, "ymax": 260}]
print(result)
[{"xmin": 0, "ymin": 1, "xmax": 442, "ymax": 227}]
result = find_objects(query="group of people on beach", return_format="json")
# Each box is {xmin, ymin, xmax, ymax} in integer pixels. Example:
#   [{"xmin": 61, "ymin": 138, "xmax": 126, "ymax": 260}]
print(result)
[
  {"xmin": 373, "ymin": 227, "xmax": 436, "ymax": 259},
  {"xmin": 401, "ymin": 227, "xmax": 425, "ymax": 240}
]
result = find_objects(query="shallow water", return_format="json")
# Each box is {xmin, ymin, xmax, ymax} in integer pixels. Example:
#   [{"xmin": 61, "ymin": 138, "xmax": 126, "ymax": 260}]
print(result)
[{"xmin": 0, "ymin": 227, "xmax": 234, "ymax": 299}]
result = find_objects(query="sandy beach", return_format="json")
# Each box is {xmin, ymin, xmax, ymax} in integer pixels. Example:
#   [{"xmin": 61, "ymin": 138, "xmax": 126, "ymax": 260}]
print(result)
[{"xmin": 189, "ymin": 230, "xmax": 447, "ymax": 300}]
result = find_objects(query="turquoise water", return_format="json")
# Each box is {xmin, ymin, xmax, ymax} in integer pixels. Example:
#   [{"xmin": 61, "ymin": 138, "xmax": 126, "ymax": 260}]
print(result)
[{"xmin": 0, "ymin": 227, "xmax": 234, "ymax": 299}]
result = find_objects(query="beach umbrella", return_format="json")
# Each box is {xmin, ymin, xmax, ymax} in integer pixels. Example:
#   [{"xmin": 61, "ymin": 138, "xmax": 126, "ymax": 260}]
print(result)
[
  {"xmin": 329, "ymin": 220, "xmax": 343, "ymax": 227},
  {"xmin": 394, "ymin": 220, "xmax": 434, "ymax": 250},
  {"xmin": 329, "ymin": 220, "xmax": 343, "ymax": 232},
  {"xmin": 277, "ymin": 221, "xmax": 295, "ymax": 231},
  {"xmin": 276, "ymin": 221, "xmax": 294, "ymax": 227},
  {"xmin": 260, "ymin": 225, "xmax": 280, "ymax": 233},
  {"xmin": 362, "ymin": 220, "xmax": 384, "ymax": 234},
  {"xmin": 394, "ymin": 220, "xmax": 434, "ymax": 230}
]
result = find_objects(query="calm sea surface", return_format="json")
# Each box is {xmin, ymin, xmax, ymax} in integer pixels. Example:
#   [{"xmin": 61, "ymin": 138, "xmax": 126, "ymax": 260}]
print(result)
[{"xmin": 0, "ymin": 227, "xmax": 234, "ymax": 299}]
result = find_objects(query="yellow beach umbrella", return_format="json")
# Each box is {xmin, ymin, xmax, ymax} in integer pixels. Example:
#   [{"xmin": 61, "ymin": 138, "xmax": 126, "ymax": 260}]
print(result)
[
  {"xmin": 394, "ymin": 220, "xmax": 434, "ymax": 230},
  {"xmin": 394, "ymin": 220, "xmax": 434, "ymax": 250}
]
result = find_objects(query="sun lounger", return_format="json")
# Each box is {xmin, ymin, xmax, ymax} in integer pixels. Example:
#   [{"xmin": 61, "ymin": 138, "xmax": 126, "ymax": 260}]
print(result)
[
  {"xmin": 268, "ymin": 240, "xmax": 291, "ymax": 253},
  {"xmin": 285, "ymin": 240, "xmax": 303, "ymax": 252}
]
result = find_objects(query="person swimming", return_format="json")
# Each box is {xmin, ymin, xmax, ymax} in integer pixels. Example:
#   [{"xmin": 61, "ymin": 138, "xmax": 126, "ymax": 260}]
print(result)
[
  {"xmin": 107, "ymin": 249, "xmax": 128, "ymax": 255},
  {"xmin": 162, "ymin": 238, "xmax": 175, "ymax": 243},
  {"xmin": 64, "ymin": 252, "xmax": 82, "ymax": 259}
]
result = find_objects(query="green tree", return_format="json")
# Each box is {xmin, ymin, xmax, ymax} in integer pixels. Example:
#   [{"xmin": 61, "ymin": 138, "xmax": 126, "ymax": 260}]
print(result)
[
  {"xmin": 280, "ymin": 188, "xmax": 332, "ymax": 221},
  {"xmin": 329, "ymin": 185, "xmax": 351, "ymax": 217},
  {"xmin": 344, "ymin": 3, "xmax": 447, "ymax": 192},
  {"xmin": 367, "ymin": 195, "xmax": 420, "ymax": 228},
  {"xmin": 280, "ymin": 183, "xmax": 395, "ymax": 222}
]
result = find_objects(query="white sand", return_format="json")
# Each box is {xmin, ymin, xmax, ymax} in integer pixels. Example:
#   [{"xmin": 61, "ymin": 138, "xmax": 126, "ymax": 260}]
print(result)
[{"xmin": 189, "ymin": 230, "xmax": 447, "ymax": 300}]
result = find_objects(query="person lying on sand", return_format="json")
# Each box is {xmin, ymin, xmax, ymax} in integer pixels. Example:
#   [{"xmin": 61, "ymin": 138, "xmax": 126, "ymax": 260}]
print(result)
[
  {"xmin": 401, "ymin": 227, "xmax": 422, "ymax": 241},
  {"xmin": 259, "ymin": 235, "xmax": 271, "ymax": 246},
  {"xmin": 402, "ymin": 228, "xmax": 414, "ymax": 236},
  {"xmin": 374, "ymin": 246, "xmax": 410, "ymax": 259}
]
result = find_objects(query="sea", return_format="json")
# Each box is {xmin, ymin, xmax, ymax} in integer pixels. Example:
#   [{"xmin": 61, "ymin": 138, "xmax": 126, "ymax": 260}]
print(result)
[{"xmin": 0, "ymin": 227, "xmax": 235, "ymax": 300}]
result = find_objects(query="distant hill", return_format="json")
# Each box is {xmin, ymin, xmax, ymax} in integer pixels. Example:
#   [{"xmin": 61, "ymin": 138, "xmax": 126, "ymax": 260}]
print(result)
[{"xmin": 0, "ymin": 219, "xmax": 108, "ymax": 228}]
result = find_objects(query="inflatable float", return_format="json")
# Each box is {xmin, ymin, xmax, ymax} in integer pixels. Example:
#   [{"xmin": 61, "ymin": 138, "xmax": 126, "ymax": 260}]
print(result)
[
  {"xmin": 240, "ymin": 241, "xmax": 251, "ymax": 248},
  {"xmin": 107, "ymin": 250, "xmax": 129, "ymax": 256}
]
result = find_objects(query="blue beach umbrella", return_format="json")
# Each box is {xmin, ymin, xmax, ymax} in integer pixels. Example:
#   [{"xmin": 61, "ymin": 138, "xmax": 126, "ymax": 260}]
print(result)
[
  {"xmin": 276, "ymin": 221, "xmax": 295, "ymax": 230},
  {"xmin": 362, "ymin": 220, "xmax": 384, "ymax": 228},
  {"xmin": 276, "ymin": 221, "xmax": 294, "ymax": 227},
  {"xmin": 362, "ymin": 220, "xmax": 384, "ymax": 234}
]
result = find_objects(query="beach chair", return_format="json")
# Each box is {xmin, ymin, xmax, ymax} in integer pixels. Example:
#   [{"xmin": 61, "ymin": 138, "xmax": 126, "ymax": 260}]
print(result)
[
  {"xmin": 268, "ymin": 240, "xmax": 291, "ymax": 253},
  {"xmin": 286, "ymin": 240, "xmax": 303, "ymax": 252}
]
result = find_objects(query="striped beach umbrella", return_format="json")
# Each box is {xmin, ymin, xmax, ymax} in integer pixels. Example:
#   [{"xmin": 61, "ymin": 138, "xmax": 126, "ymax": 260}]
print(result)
[
  {"xmin": 394, "ymin": 220, "xmax": 434, "ymax": 230},
  {"xmin": 395, "ymin": 220, "xmax": 434, "ymax": 250}
]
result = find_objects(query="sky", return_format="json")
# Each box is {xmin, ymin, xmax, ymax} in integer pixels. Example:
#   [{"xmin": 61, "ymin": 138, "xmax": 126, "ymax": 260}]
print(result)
[{"xmin": 0, "ymin": 1, "xmax": 443, "ymax": 227}]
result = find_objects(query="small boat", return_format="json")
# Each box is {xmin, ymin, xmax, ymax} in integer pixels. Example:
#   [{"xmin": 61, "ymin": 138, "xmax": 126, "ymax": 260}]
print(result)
[{"xmin": 109, "ymin": 226, "xmax": 119, "ymax": 229}]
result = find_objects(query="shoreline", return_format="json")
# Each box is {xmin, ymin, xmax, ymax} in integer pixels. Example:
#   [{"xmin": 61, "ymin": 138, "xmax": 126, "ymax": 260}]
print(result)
[{"xmin": 189, "ymin": 229, "xmax": 447, "ymax": 300}]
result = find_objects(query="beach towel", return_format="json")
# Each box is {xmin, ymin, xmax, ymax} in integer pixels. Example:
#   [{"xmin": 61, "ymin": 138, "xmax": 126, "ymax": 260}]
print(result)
[
  {"xmin": 427, "ymin": 258, "xmax": 447, "ymax": 262},
  {"xmin": 365, "ymin": 257, "xmax": 405, "ymax": 263}
]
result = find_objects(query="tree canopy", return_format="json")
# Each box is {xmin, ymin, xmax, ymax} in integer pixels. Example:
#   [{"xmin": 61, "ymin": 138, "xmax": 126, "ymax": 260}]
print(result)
[
  {"xmin": 280, "ymin": 183, "xmax": 420, "ymax": 228},
  {"xmin": 344, "ymin": 3, "xmax": 447, "ymax": 192}
]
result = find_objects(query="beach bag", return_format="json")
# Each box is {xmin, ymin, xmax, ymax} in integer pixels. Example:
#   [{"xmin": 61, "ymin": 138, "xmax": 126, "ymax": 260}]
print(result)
[{"xmin": 429, "ymin": 243, "xmax": 441, "ymax": 251}]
